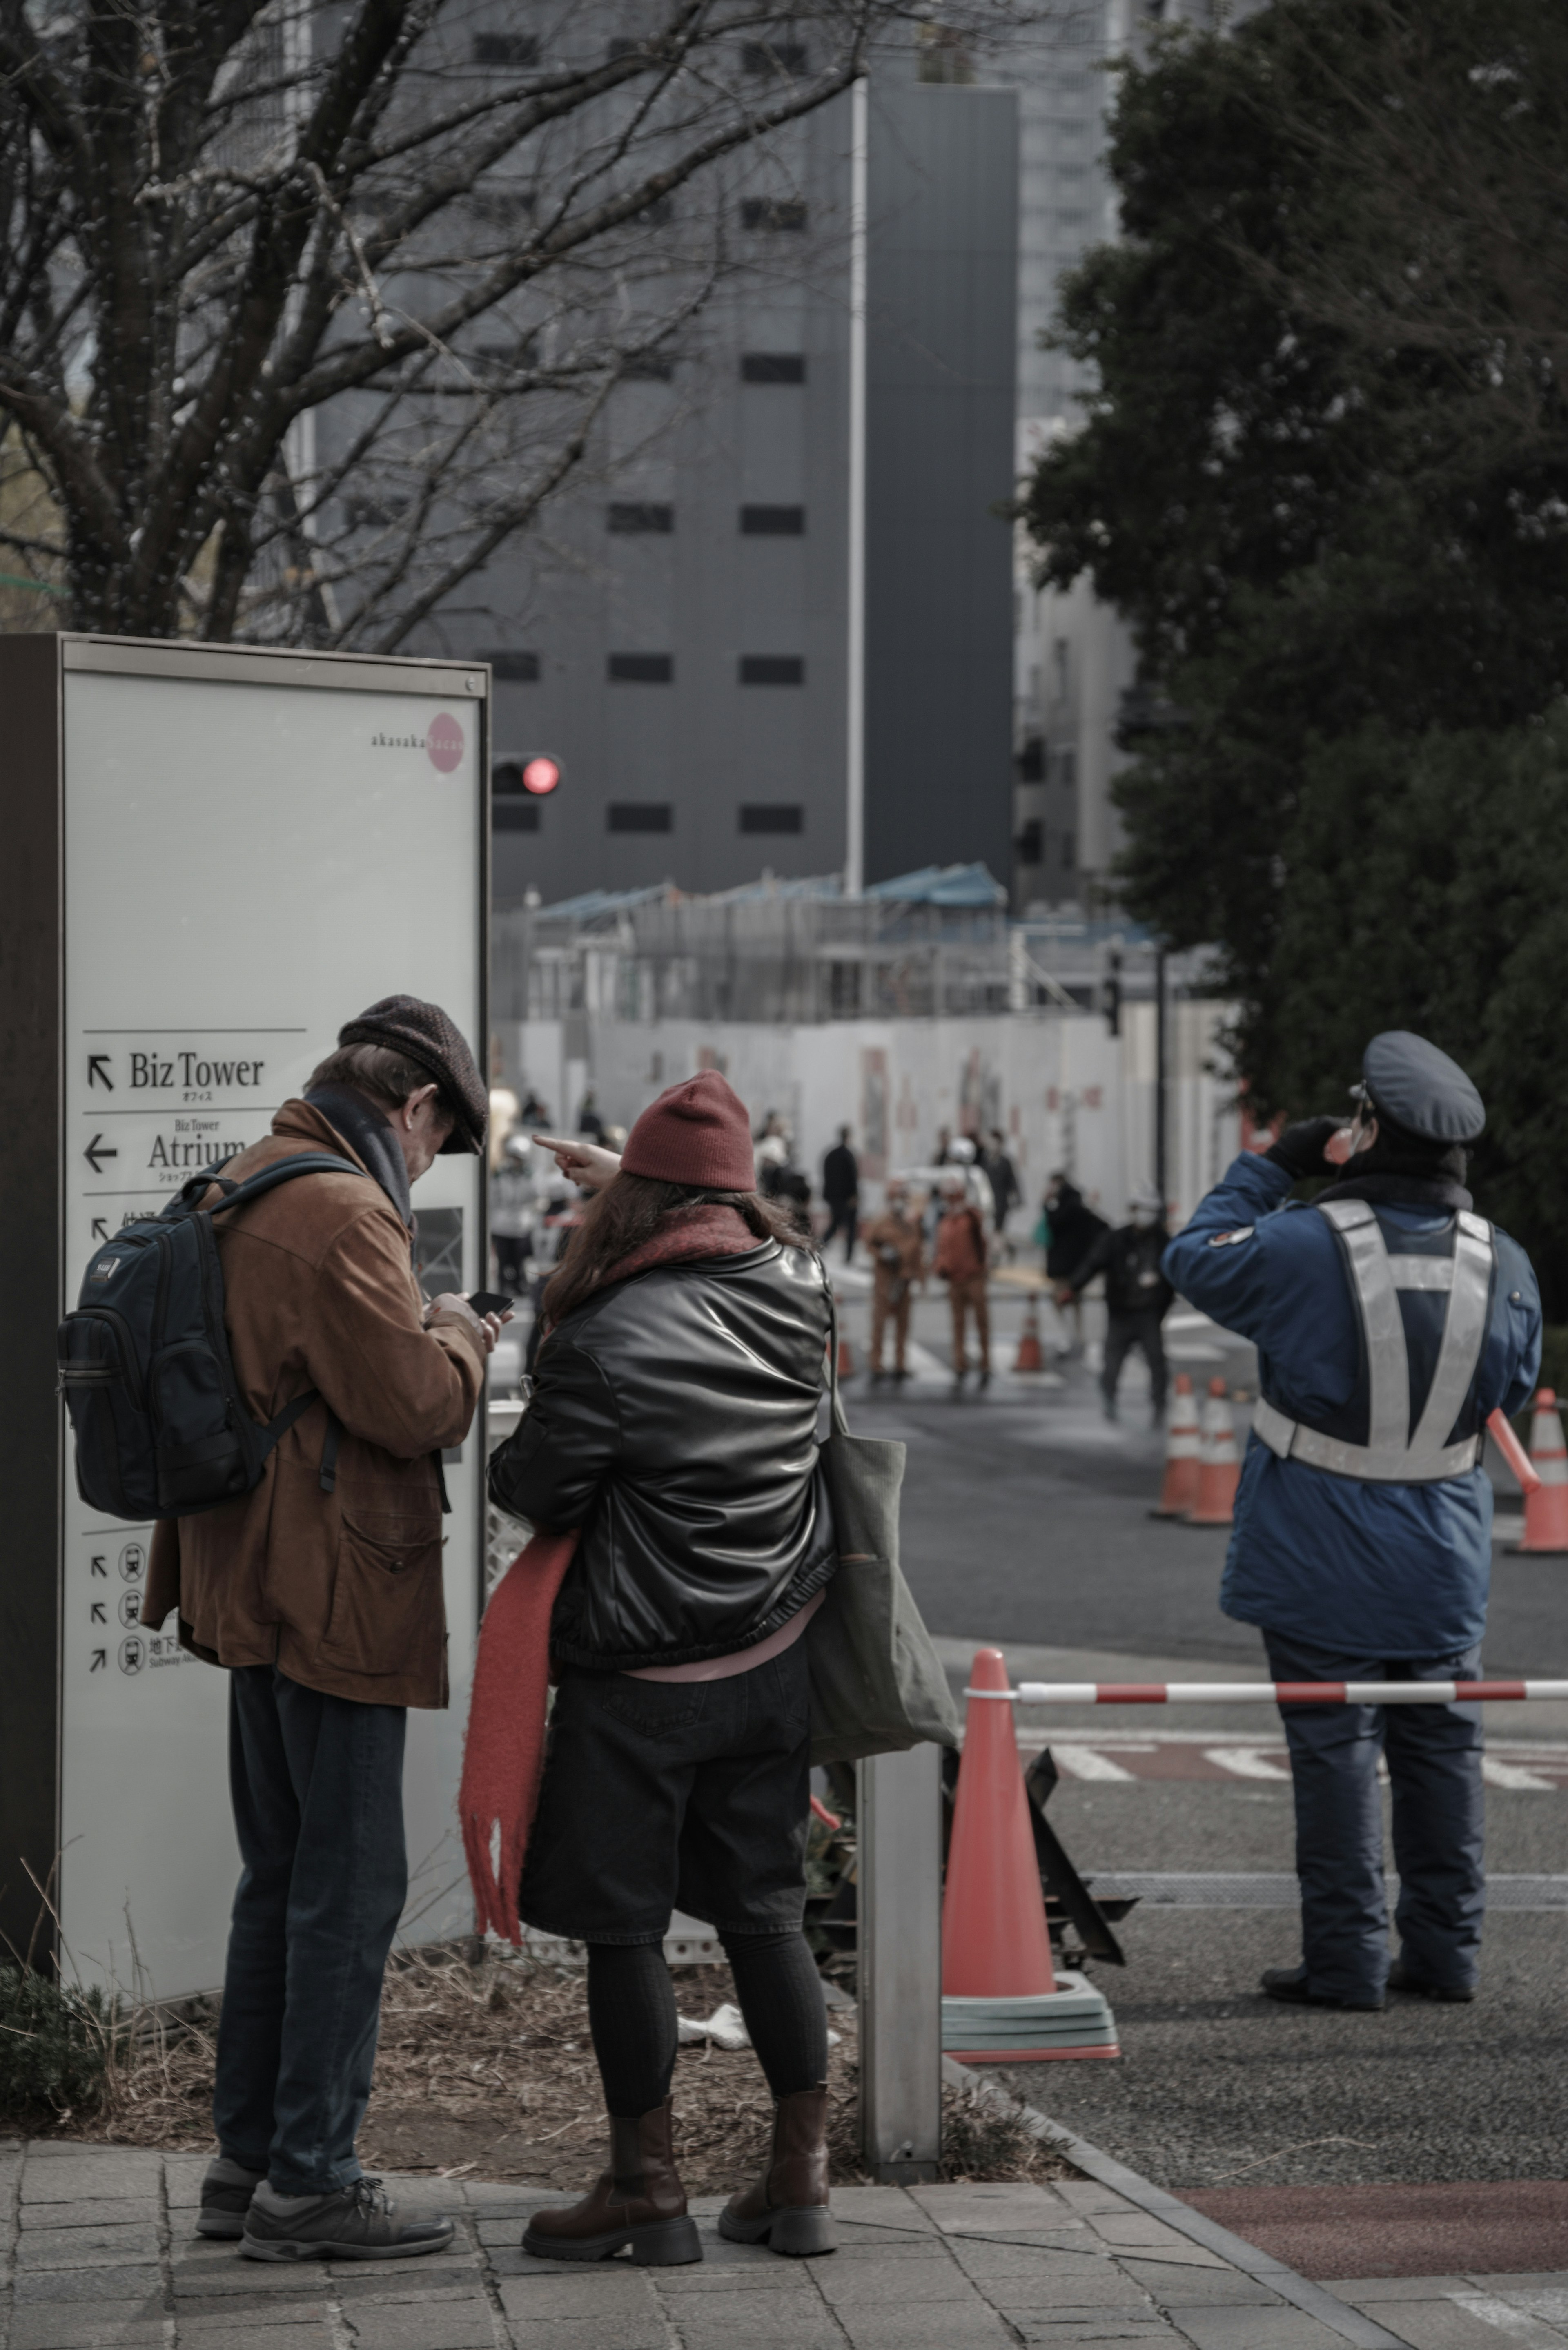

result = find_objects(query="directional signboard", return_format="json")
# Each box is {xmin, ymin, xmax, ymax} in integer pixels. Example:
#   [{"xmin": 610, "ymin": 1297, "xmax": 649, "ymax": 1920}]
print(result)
[{"xmin": 1, "ymin": 636, "xmax": 489, "ymax": 1998}]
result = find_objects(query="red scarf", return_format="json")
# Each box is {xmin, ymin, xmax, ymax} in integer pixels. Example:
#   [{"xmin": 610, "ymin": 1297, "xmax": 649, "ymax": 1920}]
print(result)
[{"xmin": 459, "ymin": 1203, "xmax": 760, "ymax": 1943}]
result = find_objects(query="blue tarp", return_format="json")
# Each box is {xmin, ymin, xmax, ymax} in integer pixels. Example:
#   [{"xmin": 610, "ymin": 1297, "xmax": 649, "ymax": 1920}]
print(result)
[{"xmin": 863, "ymin": 863, "xmax": 1007, "ymax": 907}]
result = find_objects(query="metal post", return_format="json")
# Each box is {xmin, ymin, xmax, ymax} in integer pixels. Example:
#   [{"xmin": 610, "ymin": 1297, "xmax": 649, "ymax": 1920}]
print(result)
[
  {"xmin": 857, "ymin": 1744, "xmax": 943, "ymax": 2183},
  {"xmin": 1154, "ymin": 945, "xmax": 1167, "ymax": 1210},
  {"xmin": 844, "ymin": 73, "xmax": 868, "ymax": 897}
]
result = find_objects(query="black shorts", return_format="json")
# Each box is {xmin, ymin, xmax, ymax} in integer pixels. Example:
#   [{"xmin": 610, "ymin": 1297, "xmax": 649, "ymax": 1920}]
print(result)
[{"xmin": 519, "ymin": 1636, "xmax": 812, "ymax": 1946}]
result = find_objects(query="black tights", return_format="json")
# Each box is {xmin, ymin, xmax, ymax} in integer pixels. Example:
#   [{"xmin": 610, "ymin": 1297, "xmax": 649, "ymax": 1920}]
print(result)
[{"xmin": 585, "ymin": 1930, "xmax": 826, "ymax": 2118}]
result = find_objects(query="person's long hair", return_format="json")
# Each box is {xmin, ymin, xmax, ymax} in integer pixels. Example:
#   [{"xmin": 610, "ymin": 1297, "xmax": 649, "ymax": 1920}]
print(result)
[{"xmin": 541, "ymin": 1173, "xmax": 807, "ymax": 1328}]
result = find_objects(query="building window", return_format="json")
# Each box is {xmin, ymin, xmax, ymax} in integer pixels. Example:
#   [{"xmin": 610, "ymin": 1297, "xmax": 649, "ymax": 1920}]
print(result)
[
  {"xmin": 740, "ymin": 197, "xmax": 808, "ymax": 233},
  {"xmin": 493, "ymin": 801, "xmax": 540, "ymax": 833},
  {"xmin": 742, "ymin": 40, "xmax": 808, "ymax": 74},
  {"xmin": 619, "ymin": 352, "xmax": 675, "ymax": 381},
  {"xmin": 739, "ymin": 656, "xmax": 804, "ymax": 684},
  {"xmin": 472, "ymin": 32, "xmax": 538, "ymax": 66},
  {"xmin": 1061, "ymin": 831, "xmax": 1076, "ymax": 870},
  {"xmin": 608, "ymin": 502, "xmax": 673, "ymax": 533},
  {"xmin": 740, "ymin": 505, "xmax": 804, "ymax": 535},
  {"xmin": 608, "ymin": 803, "xmax": 672, "ymax": 832},
  {"xmin": 480, "ymin": 649, "xmax": 540, "ymax": 682},
  {"xmin": 608, "ymin": 654, "xmax": 673, "ymax": 682},
  {"xmin": 740, "ymin": 805, "xmax": 803, "ymax": 834},
  {"xmin": 742, "ymin": 352, "xmax": 806, "ymax": 383},
  {"xmin": 1015, "ymin": 818, "xmax": 1042, "ymax": 865},
  {"xmin": 916, "ymin": 25, "xmax": 974, "ymax": 82}
]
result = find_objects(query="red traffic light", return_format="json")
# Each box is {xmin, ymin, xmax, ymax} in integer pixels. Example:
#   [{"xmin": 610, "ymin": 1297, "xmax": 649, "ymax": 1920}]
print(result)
[{"xmin": 522, "ymin": 755, "xmax": 561, "ymax": 796}]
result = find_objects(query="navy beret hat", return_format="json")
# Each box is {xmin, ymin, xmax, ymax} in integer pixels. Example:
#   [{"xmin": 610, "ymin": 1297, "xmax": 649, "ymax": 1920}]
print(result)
[{"xmin": 1360, "ymin": 1030, "xmax": 1485, "ymax": 1148}]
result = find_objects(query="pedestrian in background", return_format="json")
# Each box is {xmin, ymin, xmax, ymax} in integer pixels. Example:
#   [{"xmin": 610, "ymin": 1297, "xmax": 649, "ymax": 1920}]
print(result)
[
  {"xmin": 821, "ymin": 1124, "xmax": 860, "ymax": 1263},
  {"xmin": 490, "ymin": 1130, "xmax": 535, "ymax": 1294},
  {"xmin": 488, "ymin": 1074, "xmax": 840, "ymax": 2263},
  {"xmin": 1165, "ymin": 1032, "xmax": 1541, "ymax": 2012},
  {"xmin": 1041, "ymin": 1171, "xmax": 1108, "ymax": 1349},
  {"xmin": 864, "ymin": 1176, "xmax": 924, "ymax": 1379},
  {"xmin": 577, "ymin": 1086, "xmax": 605, "ymax": 1141},
  {"xmin": 982, "ymin": 1128, "xmax": 1021, "ymax": 1257},
  {"xmin": 1059, "ymin": 1186, "xmax": 1172, "ymax": 1423},
  {"xmin": 935, "ymin": 1172, "xmax": 991, "ymax": 1385},
  {"xmin": 140, "ymin": 998, "xmax": 504, "ymax": 2261}
]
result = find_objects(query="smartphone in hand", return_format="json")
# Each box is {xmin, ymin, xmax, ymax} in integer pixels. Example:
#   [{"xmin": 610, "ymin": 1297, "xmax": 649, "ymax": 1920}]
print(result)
[{"xmin": 467, "ymin": 1290, "xmax": 514, "ymax": 1317}]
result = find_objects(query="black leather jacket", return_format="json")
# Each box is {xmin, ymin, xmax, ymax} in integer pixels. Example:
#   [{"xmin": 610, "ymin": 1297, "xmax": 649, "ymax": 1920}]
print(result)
[{"xmin": 487, "ymin": 1241, "xmax": 836, "ymax": 1670}]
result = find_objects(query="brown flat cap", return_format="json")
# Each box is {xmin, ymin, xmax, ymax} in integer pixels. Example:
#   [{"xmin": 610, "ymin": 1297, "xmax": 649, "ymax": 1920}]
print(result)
[{"xmin": 338, "ymin": 996, "xmax": 487, "ymax": 1155}]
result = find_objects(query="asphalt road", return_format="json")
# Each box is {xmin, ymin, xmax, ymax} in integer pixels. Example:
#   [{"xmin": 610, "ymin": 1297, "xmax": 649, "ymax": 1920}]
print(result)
[{"xmin": 837, "ymin": 1274, "xmax": 1568, "ymax": 2201}]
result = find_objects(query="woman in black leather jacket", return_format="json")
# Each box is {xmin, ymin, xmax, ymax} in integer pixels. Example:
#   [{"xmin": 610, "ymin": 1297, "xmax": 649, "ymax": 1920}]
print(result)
[{"xmin": 487, "ymin": 1072, "xmax": 839, "ymax": 2268}]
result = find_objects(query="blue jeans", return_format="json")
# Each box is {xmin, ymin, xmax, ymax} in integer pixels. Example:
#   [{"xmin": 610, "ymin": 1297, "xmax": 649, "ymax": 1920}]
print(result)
[
  {"xmin": 214, "ymin": 1667, "xmax": 408, "ymax": 2195},
  {"xmin": 1263, "ymin": 1631, "xmax": 1485, "ymax": 2004}
]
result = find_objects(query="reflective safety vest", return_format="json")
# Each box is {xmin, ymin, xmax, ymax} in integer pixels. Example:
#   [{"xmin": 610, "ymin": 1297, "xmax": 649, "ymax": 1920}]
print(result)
[{"xmin": 1253, "ymin": 1199, "xmax": 1495, "ymax": 1483}]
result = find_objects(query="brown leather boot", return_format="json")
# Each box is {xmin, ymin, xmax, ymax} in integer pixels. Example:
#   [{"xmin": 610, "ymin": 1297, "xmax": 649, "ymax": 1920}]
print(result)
[
  {"xmin": 522, "ymin": 2100, "xmax": 700, "ymax": 2265},
  {"xmin": 718, "ymin": 2083, "xmax": 836, "ymax": 2257}
]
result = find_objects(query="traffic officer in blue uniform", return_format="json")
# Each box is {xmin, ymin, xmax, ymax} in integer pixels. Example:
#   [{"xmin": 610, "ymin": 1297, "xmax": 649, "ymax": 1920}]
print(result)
[{"xmin": 1163, "ymin": 1033, "xmax": 1541, "ymax": 2010}]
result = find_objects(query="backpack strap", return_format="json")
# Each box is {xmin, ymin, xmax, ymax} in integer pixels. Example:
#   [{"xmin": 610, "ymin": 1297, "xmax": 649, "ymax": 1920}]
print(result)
[{"xmin": 177, "ymin": 1152, "xmax": 366, "ymax": 1214}]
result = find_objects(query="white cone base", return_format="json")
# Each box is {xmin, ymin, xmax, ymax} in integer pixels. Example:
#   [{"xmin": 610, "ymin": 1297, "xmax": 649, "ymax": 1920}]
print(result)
[{"xmin": 942, "ymin": 1969, "xmax": 1119, "ymax": 2061}]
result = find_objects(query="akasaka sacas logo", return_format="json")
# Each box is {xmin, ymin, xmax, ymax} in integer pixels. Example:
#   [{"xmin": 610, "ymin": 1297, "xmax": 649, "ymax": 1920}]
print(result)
[{"xmin": 370, "ymin": 711, "xmax": 466, "ymax": 771}]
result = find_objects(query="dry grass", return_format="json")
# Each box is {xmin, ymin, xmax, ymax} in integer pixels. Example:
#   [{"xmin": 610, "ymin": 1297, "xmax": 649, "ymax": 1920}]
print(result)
[{"xmin": 42, "ymin": 1945, "xmax": 1076, "ymax": 2193}]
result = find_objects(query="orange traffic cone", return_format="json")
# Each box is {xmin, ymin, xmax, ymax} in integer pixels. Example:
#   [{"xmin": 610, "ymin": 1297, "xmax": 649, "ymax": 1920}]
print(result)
[
  {"xmin": 1184, "ymin": 1378, "xmax": 1240, "ymax": 1526},
  {"xmin": 1013, "ymin": 1293, "xmax": 1045, "ymax": 1373},
  {"xmin": 1509, "ymin": 1390, "xmax": 1568, "ymax": 1555},
  {"xmin": 941, "ymin": 1647, "xmax": 1118, "ymax": 2062},
  {"xmin": 1150, "ymin": 1373, "xmax": 1200, "ymax": 1519},
  {"xmin": 943, "ymin": 1648, "xmax": 1057, "ymax": 2000}
]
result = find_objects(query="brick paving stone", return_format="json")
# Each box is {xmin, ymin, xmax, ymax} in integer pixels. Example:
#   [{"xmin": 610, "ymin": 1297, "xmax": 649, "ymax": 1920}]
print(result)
[
  {"xmin": 494, "ymin": 2268, "xmax": 662, "ymax": 2318},
  {"xmin": 327, "ymin": 2300, "xmax": 496, "ymax": 2349},
  {"xmin": 832, "ymin": 2303, "xmax": 1013, "ymax": 2348},
  {"xmin": 18, "ymin": 2199, "xmax": 160, "ymax": 2229},
  {"xmin": 20, "ymin": 2154, "xmax": 162, "ymax": 2201},
  {"xmin": 1353, "ymin": 2298, "xmax": 1567, "ymax": 2350},
  {"xmin": 1494, "ymin": 2289, "xmax": 1568, "ymax": 2327},
  {"xmin": 11, "ymin": 2263, "xmax": 165, "ymax": 2305},
  {"xmin": 1163, "ymin": 2306, "xmax": 1361, "ymax": 2349},
  {"xmin": 179, "ymin": 2312, "xmax": 340, "ymax": 2339},
  {"xmin": 814, "ymin": 2255, "xmax": 982, "ymax": 2306},
  {"xmin": 1127, "ymin": 2265, "xmax": 1288, "ymax": 2306},
  {"xmin": 1009, "ymin": 2326, "xmax": 1181, "ymax": 2346},
  {"xmin": 5, "ymin": 2319, "xmax": 169, "ymax": 2350},
  {"xmin": 14, "ymin": 2223, "xmax": 161, "ymax": 2265},
  {"xmin": 912, "ymin": 2183, "xmax": 1071, "ymax": 2235},
  {"xmin": 172, "ymin": 2263, "xmax": 329, "ymax": 2297},
  {"xmin": 503, "ymin": 2323, "xmax": 674, "ymax": 2350},
  {"xmin": 177, "ymin": 2328, "xmax": 336, "ymax": 2350},
  {"xmin": 828, "ymin": 2186, "xmax": 940, "ymax": 2232},
  {"xmin": 1088, "ymin": 2217, "xmax": 1230, "ymax": 2263},
  {"xmin": 1054, "ymin": 2184, "xmax": 1142, "ymax": 2216},
  {"xmin": 949, "ymin": 2245, "xmax": 1141, "ymax": 2297},
  {"xmin": 649, "ymin": 2264, "xmax": 824, "ymax": 2295},
  {"xmin": 1327, "ymin": 2281, "xmax": 1476, "ymax": 2301}
]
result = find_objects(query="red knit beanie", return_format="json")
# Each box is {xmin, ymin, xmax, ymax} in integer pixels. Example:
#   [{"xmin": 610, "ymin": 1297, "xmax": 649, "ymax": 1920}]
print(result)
[{"xmin": 621, "ymin": 1071, "xmax": 755, "ymax": 1190}]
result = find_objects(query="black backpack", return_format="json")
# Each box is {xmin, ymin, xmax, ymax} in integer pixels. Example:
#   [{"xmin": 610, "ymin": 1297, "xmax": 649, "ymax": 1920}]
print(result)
[{"xmin": 57, "ymin": 1154, "xmax": 363, "ymax": 1522}]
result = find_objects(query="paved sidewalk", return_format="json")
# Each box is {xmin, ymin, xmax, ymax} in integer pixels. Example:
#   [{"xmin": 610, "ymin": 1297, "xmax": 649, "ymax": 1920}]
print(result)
[{"xmin": 4, "ymin": 2136, "xmax": 1567, "ymax": 2349}]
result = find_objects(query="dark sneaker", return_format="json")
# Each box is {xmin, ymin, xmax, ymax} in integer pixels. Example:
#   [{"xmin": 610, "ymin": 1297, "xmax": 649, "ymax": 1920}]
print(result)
[
  {"xmin": 197, "ymin": 2156, "xmax": 265, "ymax": 2239},
  {"xmin": 1261, "ymin": 1965, "xmax": 1384, "ymax": 2013},
  {"xmin": 1388, "ymin": 1960, "xmax": 1475, "ymax": 2003},
  {"xmin": 241, "ymin": 2177, "xmax": 454, "ymax": 2262}
]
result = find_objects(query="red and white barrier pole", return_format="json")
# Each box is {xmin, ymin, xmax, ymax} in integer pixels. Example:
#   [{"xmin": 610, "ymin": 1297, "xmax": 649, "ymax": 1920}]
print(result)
[{"xmin": 968, "ymin": 1680, "xmax": 1568, "ymax": 1706}]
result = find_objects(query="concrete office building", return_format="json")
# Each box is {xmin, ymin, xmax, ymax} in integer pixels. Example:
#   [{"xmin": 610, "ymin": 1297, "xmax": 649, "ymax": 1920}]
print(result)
[{"xmin": 459, "ymin": 48, "xmax": 1017, "ymax": 910}]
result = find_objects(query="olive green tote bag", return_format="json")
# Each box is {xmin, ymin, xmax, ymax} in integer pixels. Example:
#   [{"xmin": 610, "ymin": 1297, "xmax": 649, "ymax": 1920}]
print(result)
[{"xmin": 805, "ymin": 1288, "xmax": 962, "ymax": 1765}]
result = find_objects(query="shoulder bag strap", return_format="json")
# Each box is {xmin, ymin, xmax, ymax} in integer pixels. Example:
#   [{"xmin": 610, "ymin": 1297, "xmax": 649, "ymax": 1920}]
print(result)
[{"xmin": 818, "ymin": 1253, "xmax": 850, "ymax": 1437}]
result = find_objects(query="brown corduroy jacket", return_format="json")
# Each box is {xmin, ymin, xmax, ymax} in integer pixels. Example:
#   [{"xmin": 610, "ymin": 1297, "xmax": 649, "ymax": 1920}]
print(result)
[{"xmin": 141, "ymin": 1101, "xmax": 486, "ymax": 1708}]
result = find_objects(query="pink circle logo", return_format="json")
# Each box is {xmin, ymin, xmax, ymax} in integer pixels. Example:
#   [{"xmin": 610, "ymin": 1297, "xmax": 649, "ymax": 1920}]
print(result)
[{"xmin": 426, "ymin": 712, "xmax": 464, "ymax": 772}]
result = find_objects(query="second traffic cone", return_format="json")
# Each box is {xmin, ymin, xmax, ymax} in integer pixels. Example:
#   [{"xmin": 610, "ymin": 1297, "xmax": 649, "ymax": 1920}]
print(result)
[
  {"xmin": 1013, "ymin": 1292, "xmax": 1045, "ymax": 1373},
  {"xmin": 1150, "ymin": 1373, "xmax": 1200, "ymax": 1518},
  {"xmin": 1510, "ymin": 1389, "xmax": 1568, "ymax": 1555},
  {"xmin": 1184, "ymin": 1378, "xmax": 1240, "ymax": 1526},
  {"xmin": 941, "ymin": 1648, "xmax": 1118, "ymax": 2062}
]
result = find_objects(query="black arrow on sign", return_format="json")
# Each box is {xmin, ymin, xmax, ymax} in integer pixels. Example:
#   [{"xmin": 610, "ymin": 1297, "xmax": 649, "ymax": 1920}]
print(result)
[
  {"xmin": 88, "ymin": 1054, "xmax": 114, "ymax": 1090},
  {"xmin": 90, "ymin": 1649, "xmax": 106, "ymax": 1672},
  {"xmin": 89, "ymin": 1554, "xmax": 106, "ymax": 1577},
  {"xmin": 91, "ymin": 1219, "xmax": 109, "ymax": 1242},
  {"xmin": 90, "ymin": 1602, "xmax": 105, "ymax": 1624},
  {"xmin": 83, "ymin": 1135, "xmax": 117, "ymax": 1173}
]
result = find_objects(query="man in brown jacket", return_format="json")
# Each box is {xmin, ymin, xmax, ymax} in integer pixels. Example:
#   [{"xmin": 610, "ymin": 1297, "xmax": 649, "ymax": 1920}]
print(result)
[
  {"xmin": 141, "ymin": 997, "xmax": 502, "ymax": 2262},
  {"xmin": 934, "ymin": 1173, "xmax": 992, "ymax": 1384},
  {"xmin": 863, "ymin": 1177, "xmax": 924, "ymax": 1379}
]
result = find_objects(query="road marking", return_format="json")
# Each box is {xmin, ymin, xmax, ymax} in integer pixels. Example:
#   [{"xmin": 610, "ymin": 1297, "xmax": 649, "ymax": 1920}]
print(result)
[
  {"xmin": 1481, "ymin": 1755, "xmax": 1556, "ymax": 1791},
  {"xmin": 1203, "ymin": 1747, "xmax": 1291, "ymax": 1781},
  {"xmin": 1052, "ymin": 1744, "xmax": 1137, "ymax": 1782}
]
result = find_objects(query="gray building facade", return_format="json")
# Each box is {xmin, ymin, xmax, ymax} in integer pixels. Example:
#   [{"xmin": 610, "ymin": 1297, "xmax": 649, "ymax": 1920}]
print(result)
[{"xmin": 464, "ymin": 59, "xmax": 1018, "ymax": 912}]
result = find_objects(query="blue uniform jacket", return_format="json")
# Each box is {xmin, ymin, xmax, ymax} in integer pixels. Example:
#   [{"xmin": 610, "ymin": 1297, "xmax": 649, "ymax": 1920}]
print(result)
[{"xmin": 1162, "ymin": 1153, "xmax": 1541, "ymax": 1656}]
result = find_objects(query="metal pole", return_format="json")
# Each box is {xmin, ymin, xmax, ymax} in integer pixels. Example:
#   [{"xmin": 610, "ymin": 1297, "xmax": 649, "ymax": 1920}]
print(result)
[
  {"xmin": 857, "ymin": 1744, "xmax": 942, "ymax": 2183},
  {"xmin": 844, "ymin": 73, "xmax": 868, "ymax": 898},
  {"xmin": 1154, "ymin": 944, "xmax": 1167, "ymax": 1211}
]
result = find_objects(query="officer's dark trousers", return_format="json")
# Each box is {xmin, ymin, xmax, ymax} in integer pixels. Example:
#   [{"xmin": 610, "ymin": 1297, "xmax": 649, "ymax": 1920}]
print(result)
[
  {"xmin": 1101, "ymin": 1309, "xmax": 1167, "ymax": 1418},
  {"xmin": 1262, "ymin": 1632, "xmax": 1485, "ymax": 2004}
]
